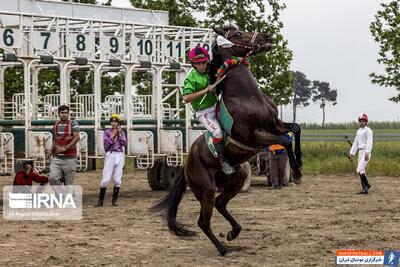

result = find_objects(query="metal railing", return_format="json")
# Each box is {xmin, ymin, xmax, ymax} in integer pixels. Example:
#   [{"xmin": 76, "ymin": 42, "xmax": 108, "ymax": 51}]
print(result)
[
  {"xmin": 130, "ymin": 95, "xmax": 152, "ymax": 118},
  {"xmin": 0, "ymin": 132, "xmax": 14, "ymax": 175}
]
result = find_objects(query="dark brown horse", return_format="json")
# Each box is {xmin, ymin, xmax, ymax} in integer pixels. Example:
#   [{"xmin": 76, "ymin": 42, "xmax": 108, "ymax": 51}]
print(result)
[{"xmin": 151, "ymin": 26, "xmax": 302, "ymax": 256}]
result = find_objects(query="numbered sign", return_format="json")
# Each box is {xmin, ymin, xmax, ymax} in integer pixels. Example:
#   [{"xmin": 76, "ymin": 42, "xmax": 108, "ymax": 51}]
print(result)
[
  {"xmin": 164, "ymin": 40, "xmax": 183, "ymax": 59},
  {"xmin": 132, "ymin": 38, "xmax": 155, "ymax": 60},
  {"xmin": 100, "ymin": 36, "xmax": 125, "ymax": 58},
  {"xmin": 190, "ymin": 42, "xmax": 211, "ymax": 54},
  {"xmin": 68, "ymin": 33, "xmax": 95, "ymax": 53},
  {"xmin": 0, "ymin": 28, "xmax": 22, "ymax": 49},
  {"xmin": 32, "ymin": 31, "xmax": 59, "ymax": 54}
]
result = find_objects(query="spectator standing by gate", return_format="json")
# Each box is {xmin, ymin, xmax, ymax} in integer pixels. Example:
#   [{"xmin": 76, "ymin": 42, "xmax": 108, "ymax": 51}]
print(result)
[
  {"xmin": 267, "ymin": 144, "xmax": 287, "ymax": 190},
  {"xmin": 47, "ymin": 105, "xmax": 80, "ymax": 189}
]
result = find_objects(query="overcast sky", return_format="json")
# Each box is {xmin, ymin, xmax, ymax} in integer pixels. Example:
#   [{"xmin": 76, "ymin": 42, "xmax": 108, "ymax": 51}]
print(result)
[{"xmin": 110, "ymin": 0, "xmax": 399, "ymax": 123}]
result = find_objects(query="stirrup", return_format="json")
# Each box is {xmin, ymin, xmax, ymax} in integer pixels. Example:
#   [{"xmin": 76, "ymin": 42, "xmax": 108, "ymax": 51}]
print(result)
[{"xmin": 220, "ymin": 160, "xmax": 236, "ymax": 175}]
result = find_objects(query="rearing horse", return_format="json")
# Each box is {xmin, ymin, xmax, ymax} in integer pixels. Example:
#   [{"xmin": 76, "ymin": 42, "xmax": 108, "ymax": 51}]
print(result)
[{"xmin": 151, "ymin": 26, "xmax": 302, "ymax": 256}]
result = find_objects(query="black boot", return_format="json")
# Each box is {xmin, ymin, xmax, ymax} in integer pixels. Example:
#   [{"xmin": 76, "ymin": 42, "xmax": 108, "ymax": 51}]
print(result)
[
  {"xmin": 112, "ymin": 186, "xmax": 120, "ymax": 206},
  {"xmin": 214, "ymin": 141, "xmax": 235, "ymax": 175},
  {"xmin": 360, "ymin": 173, "xmax": 371, "ymax": 193},
  {"xmin": 95, "ymin": 187, "xmax": 106, "ymax": 207},
  {"xmin": 357, "ymin": 173, "xmax": 370, "ymax": 194}
]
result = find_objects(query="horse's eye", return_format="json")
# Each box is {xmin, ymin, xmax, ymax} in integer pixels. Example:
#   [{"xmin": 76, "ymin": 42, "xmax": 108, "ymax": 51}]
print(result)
[{"xmin": 236, "ymin": 32, "xmax": 241, "ymax": 37}]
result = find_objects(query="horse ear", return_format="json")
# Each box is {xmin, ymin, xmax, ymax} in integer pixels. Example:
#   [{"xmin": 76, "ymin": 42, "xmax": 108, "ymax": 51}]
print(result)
[{"xmin": 213, "ymin": 28, "xmax": 225, "ymax": 36}]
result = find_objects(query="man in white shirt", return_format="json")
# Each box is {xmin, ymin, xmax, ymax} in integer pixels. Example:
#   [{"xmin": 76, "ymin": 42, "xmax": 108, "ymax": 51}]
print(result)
[{"xmin": 349, "ymin": 113, "xmax": 373, "ymax": 194}]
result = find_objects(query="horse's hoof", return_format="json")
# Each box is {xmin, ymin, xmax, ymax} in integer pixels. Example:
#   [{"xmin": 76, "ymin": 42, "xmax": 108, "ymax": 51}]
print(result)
[
  {"xmin": 227, "ymin": 232, "xmax": 233, "ymax": 241},
  {"xmin": 227, "ymin": 228, "xmax": 241, "ymax": 241},
  {"xmin": 293, "ymin": 171, "xmax": 302, "ymax": 184},
  {"xmin": 293, "ymin": 178, "xmax": 302, "ymax": 185},
  {"xmin": 218, "ymin": 246, "xmax": 227, "ymax": 256}
]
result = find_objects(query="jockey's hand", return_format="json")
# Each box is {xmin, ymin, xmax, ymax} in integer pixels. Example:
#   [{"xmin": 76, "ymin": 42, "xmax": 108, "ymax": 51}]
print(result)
[
  {"xmin": 349, "ymin": 154, "xmax": 354, "ymax": 161},
  {"xmin": 206, "ymin": 85, "xmax": 215, "ymax": 93},
  {"xmin": 364, "ymin": 153, "xmax": 369, "ymax": 161}
]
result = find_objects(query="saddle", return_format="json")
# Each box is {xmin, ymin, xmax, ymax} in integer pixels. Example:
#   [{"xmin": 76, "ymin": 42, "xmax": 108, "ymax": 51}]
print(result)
[{"xmin": 204, "ymin": 96, "xmax": 234, "ymax": 157}]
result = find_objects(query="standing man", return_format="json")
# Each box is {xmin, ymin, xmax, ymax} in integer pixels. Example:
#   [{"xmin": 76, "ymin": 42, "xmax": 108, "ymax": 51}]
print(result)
[
  {"xmin": 349, "ymin": 113, "xmax": 373, "ymax": 194},
  {"xmin": 95, "ymin": 114, "xmax": 127, "ymax": 207},
  {"xmin": 47, "ymin": 105, "xmax": 80, "ymax": 189}
]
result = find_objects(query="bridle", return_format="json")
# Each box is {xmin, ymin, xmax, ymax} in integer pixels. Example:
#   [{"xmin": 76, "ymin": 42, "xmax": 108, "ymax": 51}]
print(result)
[{"xmin": 223, "ymin": 30, "xmax": 261, "ymax": 55}]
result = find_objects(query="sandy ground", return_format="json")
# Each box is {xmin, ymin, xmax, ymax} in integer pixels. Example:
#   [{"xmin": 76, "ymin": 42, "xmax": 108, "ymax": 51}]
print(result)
[{"xmin": 0, "ymin": 170, "xmax": 399, "ymax": 267}]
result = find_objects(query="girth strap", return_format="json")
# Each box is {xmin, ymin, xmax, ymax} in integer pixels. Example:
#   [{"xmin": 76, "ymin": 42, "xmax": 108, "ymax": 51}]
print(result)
[{"xmin": 226, "ymin": 136, "xmax": 263, "ymax": 153}]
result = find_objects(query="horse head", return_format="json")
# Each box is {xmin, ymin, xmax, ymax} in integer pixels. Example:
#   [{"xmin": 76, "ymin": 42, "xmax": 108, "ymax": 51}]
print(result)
[
  {"xmin": 212, "ymin": 26, "xmax": 273, "ymax": 59},
  {"xmin": 209, "ymin": 26, "xmax": 273, "ymax": 83}
]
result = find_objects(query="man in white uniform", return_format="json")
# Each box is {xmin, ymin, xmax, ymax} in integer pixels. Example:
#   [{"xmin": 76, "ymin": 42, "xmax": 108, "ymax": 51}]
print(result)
[{"xmin": 349, "ymin": 113, "xmax": 373, "ymax": 194}]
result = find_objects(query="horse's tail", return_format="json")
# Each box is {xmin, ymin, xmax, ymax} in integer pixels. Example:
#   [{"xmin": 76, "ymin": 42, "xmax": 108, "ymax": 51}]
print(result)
[{"xmin": 149, "ymin": 167, "xmax": 196, "ymax": 237}]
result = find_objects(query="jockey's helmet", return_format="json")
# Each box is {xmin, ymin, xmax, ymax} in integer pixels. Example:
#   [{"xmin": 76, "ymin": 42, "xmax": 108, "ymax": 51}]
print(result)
[
  {"xmin": 189, "ymin": 46, "xmax": 210, "ymax": 63},
  {"xmin": 358, "ymin": 113, "xmax": 368, "ymax": 122},
  {"xmin": 110, "ymin": 114, "xmax": 122, "ymax": 123}
]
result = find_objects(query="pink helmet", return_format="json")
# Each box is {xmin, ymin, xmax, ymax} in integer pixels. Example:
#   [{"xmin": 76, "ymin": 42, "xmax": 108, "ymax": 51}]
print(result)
[
  {"xmin": 189, "ymin": 46, "xmax": 210, "ymax": 63},
  {"xmin": 358, "ymin": 113, "xmax": 368, "ymax": 122}
]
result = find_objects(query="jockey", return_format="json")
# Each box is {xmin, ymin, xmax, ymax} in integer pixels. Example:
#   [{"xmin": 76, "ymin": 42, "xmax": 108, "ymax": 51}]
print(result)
[
  {"xmin": 349, "ymin": 113, "xmax": 373, "ymax": 194},
  {"xmin": 182, "ymin": 46, "xmax": 235, "ymax": 175}
]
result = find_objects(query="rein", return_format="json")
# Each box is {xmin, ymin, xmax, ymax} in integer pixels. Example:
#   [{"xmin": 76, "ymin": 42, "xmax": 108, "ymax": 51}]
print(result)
[{"xmin": 215, "ymin": 56, "xmax": 250, "ymax": 79}]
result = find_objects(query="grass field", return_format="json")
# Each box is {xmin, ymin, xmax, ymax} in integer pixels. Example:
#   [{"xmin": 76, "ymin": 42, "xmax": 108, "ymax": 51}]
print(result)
[
  {"xmin": 296, "ymin": 122, "xmax": 400, "ymax": 176},
  {"xmin": 300, "ymin": 121, "xmax": 400, "ymax": 130},
  {"xmin": 301, "ymin": 141, "xmax": 400, "ymax": 176}
]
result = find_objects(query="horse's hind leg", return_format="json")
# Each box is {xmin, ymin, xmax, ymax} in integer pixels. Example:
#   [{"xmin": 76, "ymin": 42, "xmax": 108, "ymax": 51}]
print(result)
[
  {"xmin": 193, "ymin": 188, "xmax": 228, "ymax": 256},
  {"xmin": 214, "ymin": 168, "xmax": 247, "ymax": 241}
]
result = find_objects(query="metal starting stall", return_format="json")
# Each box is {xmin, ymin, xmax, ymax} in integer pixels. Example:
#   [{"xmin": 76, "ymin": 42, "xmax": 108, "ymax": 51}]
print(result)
[{"xmin": 0, "ymin": 0, "xmax": 213, "ymax": 189}]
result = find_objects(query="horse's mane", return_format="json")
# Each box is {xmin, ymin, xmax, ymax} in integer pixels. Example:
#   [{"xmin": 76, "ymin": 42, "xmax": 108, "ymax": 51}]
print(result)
[
  {"xmin": 221, "ymin": 25, "xmax": 238, "ymax": 31},
  {"xmin": 208, "ymin": 25, "xmax": 238, "ymax": 84},
  {"xmin": 208, "ymin": 44, "xmax": 221, "ymax": 84}
]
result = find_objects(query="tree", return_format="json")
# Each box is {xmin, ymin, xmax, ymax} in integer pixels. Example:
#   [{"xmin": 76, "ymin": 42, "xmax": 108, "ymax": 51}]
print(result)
[
  {"xmin": 312, "ymin": 81, "xmax": 337, "ymax": 126},
  {"xmin": 204, "ymin": 0, "xmax": 293, "ymax": 105},
  {"xmin": 129, "ymin": 0, "xmax": 198, "ymax": 26},
  {"xmin": 370, "ymin": 1, "xmax": 400, "ymax": 102},
  {"xmin": 292, "ymin": 71, "xmax": 312, "ymax": 123}
]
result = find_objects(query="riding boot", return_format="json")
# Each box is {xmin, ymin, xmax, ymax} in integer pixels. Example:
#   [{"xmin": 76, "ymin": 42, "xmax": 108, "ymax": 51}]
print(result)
[
  {"xmin": 112, "ymin": 186, "xmax": 120, "ymax": 206},
  {"xmin": 214, "ymin": 141, "xmax": 236, "ymax": 175},
  {"xmin": 95, "ymin": 187, "xmax": 106, "ymax": 207},
  {"xmin": 357, "ymin": 173, "xmax": 368, "ymax": 194},
  {"xmin": 360, "ymin": 173, "xmax": 371, "ymax": 193}
]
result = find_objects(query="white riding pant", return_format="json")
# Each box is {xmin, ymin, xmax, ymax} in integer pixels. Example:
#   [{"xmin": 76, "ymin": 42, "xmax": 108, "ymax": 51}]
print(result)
[
  {"xmin": 100, "ymin": 151, "xmax": 124, "ymax": 188},
  {"xmin": 357, "ymin": 149, "xmax": 371, "ymax": 175},
  {"xmin": 196, "ymin": 105, "xmax": 223, "ymax": 139}
]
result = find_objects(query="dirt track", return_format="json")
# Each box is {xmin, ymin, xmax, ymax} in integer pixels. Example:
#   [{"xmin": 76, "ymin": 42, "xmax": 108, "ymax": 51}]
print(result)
[{"xmin": 0, "ymin": 170, "xmax": 399, "ymax": 266}]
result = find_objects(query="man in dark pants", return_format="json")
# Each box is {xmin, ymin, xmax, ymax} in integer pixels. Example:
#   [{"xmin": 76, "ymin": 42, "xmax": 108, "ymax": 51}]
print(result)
[{"xmin": 267, "ymin": 144, "xmax": 287, "ymax": 189}]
